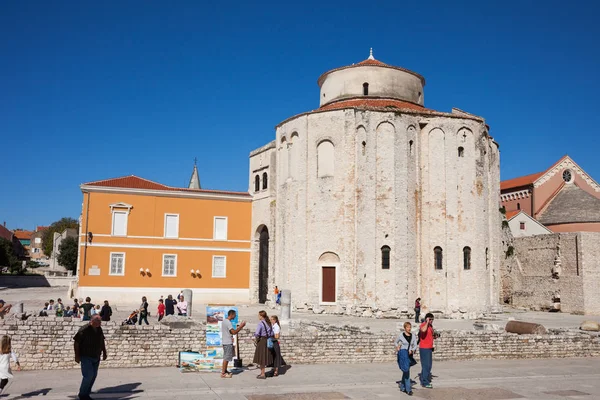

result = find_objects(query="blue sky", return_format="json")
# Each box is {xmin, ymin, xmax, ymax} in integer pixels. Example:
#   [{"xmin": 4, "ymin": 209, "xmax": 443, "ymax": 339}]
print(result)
[{"xmin": 1, "ymin": 1, "xmax": 599, "ymax": 230}]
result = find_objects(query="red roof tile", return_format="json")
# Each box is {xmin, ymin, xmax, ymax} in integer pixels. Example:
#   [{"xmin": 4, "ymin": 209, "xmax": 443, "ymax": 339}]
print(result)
[
  {"xmin": 36, "ymin": 226, "xmax": 48, "ymax": 232},
  {"xmin": 13, "ymin": 230, "xmax": 33, "ymax": 240},
  {"xmin": 500, "ymin": 172, "xmax": 544, "ymax": 191},
  {"xmin": 318, "ymin": 98, "xmax": 427, "ymax": 112},
  {"xmin": 82, "ymin": 175, "xmax": 250, "ymax": 197},
  {"xmin": 505, "ymin": 210, "xmax": 520, "ymax": 220}
]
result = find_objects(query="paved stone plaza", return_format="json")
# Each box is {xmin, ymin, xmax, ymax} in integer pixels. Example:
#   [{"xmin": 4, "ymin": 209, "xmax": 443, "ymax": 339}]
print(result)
[
  {"xmin": 1, "ymin": 358, "xmax": 599, "ymax": 399},
  {"xmin": 0, "ymin": 286, "xmax": 597, "ymax": 332}
]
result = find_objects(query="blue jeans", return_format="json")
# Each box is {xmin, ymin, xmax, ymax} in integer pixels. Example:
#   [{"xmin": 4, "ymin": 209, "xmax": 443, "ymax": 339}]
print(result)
[
  {"xmin": 400, "ymin": 369, "xmax": 412, "ymax": 392},
  {"xmin": 79, "ymin": 356, "xmax": 100, "ymax": 398},
  {"xmin": 419, "ymin": 348, "xmax": 433, "ymax": 386}
]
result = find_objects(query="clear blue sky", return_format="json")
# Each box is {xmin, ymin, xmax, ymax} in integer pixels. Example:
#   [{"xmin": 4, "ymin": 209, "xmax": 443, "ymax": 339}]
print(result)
[{"xmin": 2, "ymin": 1, "xmax": 599, "ymax": 230}]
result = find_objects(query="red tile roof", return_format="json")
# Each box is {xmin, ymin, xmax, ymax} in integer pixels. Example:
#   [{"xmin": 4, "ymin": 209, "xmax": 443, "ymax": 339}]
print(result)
[
  {"xmin": 505, "ymin": 210, "xmax": 520, "ymax": 220},
  {"xmin": 317, "ymin": 57, "xmax": 426, "ymax": 86},
  {"xmin": 13, "ymin": 230, "xmax": 33, "ymax": 240},
  {"xmin": 82, "ymin": 175, "xmax": 250, "ymax": 197},
  {"xmin": 500, "ymin": 172, "xmax": 544, "ymax": 191},
  {"xmin": 36, "ymin": 226, "xmax": 48, "ymax": 232},
  {"xmin": 318, "ymin": 98, "xmax": 428, "ymax": 112}
]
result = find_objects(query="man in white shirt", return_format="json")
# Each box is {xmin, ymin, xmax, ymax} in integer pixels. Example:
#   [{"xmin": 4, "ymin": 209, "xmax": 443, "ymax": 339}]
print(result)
[{"xmin": 220, "ymin": 310, "xmax": 246, "ymax": 378}]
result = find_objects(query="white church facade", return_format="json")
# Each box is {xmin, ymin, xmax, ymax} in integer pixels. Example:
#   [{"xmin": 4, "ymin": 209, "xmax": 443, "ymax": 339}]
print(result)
[{"xmin": 249, "ymin": 51, "xmax": 502, "ymax": 316}]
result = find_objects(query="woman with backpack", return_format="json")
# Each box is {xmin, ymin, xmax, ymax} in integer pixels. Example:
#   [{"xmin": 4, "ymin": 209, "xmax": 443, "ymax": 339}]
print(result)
[{"xmin": 252, "ymin": 310, "xmax": 273, "ymax": 379}]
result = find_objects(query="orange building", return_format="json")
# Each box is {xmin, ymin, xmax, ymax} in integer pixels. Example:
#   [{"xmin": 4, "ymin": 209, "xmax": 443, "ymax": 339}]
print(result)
[{"xmin": 76, "ymin": 174, "xmax": 252, "ymax": 304}]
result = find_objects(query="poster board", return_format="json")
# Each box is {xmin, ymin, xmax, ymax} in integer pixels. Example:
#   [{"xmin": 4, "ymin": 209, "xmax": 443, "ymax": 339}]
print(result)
[{"xmin": 179, "ymin": 305, "xmax": 238, "ymax": 373}]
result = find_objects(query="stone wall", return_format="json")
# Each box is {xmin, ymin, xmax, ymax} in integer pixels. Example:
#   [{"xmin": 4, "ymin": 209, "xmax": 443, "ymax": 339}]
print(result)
[
  {"xmin": 510, "ymin": 232, "xmax": 600, "ymax": 314},
  {"xmin": 2, "ymin": 318, "xmax": 599, "ymax": 371}
]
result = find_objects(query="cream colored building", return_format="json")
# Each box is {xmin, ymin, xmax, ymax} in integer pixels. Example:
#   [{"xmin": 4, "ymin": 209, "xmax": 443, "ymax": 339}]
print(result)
[{"xmin": 249, "ymin": 51, "xmax": 502, "ymax": 317}]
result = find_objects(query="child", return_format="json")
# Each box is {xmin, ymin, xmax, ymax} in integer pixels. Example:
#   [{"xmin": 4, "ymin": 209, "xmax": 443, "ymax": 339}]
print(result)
[
  {"xmin": 0, "ymin": 335, "xmax": 21, "ymax": 395},
  {"xmin": 157, "ymin": 299, "xmax": 165, "ymax": 322},
  {"xmin": 65, "ymin": 306, "xmax": 73, "ymax": 317},
  {"xmin": 55, "ymin": 298, "xmax": 64, "ymax": 317},
  {"xmin": 395, "ymin": 322, "xmax": 418, "ymax": 396}
]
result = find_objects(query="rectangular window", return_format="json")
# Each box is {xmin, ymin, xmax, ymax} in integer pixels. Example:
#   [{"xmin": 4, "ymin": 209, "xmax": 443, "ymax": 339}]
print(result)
[
  {"xmin": 162, "ymin": 254, "xmax": 177, "ymax": 277},
  {"xmin": 164, "ymin": 214, "xmax": 179, "ymax": 238},
  {"xmin": 520, "ymin": 222, "xmax": 526, "ymax": 230},
  {"xmin": 109, "ymin": 253, "xmax": 125, "ymax": 275},
  {"xmin": 112, "ymin": 211, "xmax": 128, "ymax": 236},
  {"xmin": 213, "ymin": 217, "xmax": 228, "ymax": 240},
  {"xmin": 212, "ymin": 256, "xmax": 226, "ymax": 278},
  {"xmin": 34, "ymin": 237, "xmax": 41, "ymax": 244}
]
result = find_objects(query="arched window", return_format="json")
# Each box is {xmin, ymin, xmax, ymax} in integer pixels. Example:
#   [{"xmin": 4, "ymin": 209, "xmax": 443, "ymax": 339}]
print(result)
[
  {"xmin": 254, "ymin": 175, "xmax": 260, "ymax": 192},
  {"xmin": 517, "ymin": 203, "xmax": 521, "ymax": 210},
  {"xmin": 317, "ymin": 140, "xmax": 335, "ymax": 177},
  {"xmin": 363, "ymin": 82, "xmax": 369, "ymax": 96},
  {"xmin": 458, "ymin": 147, "xmax": 464, "ymax": 157},
  {"xmin": 463, "ymin": 246, "xmax": 471, "ymax": 270},
  {"xmin": 381, "ymin": 246, "xmax": 390, "ymax": 269},
  {"xmin": 262, "ymin": 172, "xmax": 268, "ymax": 190},
  {"xmin": 434, "ymin": 246, "xmax": 443, "ymax": 270}
]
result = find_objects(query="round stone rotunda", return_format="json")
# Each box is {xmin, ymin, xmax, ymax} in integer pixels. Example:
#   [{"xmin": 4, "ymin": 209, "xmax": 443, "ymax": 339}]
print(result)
[{"xmin": 249, "ymin": 51, "xmax": 502, "ymax": 317}]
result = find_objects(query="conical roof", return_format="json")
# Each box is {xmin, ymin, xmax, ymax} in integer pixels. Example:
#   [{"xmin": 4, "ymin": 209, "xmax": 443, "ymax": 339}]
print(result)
[{"xmin": 188, "ymin": 164, "xmax": 201, "ymax": 190}]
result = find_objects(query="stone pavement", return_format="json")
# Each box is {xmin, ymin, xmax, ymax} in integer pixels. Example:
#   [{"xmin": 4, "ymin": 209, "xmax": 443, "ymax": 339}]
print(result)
[{"xmin": 1, "ymin": 358, "xmax": 599, "ymax": 399}]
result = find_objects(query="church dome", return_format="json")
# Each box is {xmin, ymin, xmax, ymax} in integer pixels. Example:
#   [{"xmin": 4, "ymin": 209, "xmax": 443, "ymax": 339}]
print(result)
[{"xmin": 317, "ymin": 49, "xmax": 426, "ymax": 108}]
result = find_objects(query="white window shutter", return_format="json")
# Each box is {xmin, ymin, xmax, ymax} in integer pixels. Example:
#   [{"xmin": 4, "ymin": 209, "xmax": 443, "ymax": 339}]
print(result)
[
  {"xmin": 214, "ymin": 218, "xmax": 227, "ymax": 240},
  {"xmin": 165, "ymin": 215, "xmax": 179, "ymax": 238},
  {"xmin": 112, "ymin": 212, "xmax": 127, "ymax": 236}
]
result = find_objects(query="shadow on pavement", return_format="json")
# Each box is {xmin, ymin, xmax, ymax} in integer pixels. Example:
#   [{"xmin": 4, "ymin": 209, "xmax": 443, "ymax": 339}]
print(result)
[
  {"xmin": 95, "ymin": 382, "xmax": 143, "ymax": 399},
  {"xmin": 9, "ymin": 388, "xmax": 51, "ymax": 399}
]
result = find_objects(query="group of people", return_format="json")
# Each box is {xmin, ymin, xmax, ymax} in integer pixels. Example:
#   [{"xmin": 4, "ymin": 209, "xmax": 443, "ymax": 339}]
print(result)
[
  {"xmin": 124, "ymin": 293, "xmax": 189, "ymax": 326},
  {"xmin": 394, "ymin": 308, "xmax": 437, "ymax": 396},
  {"xmin": 220, "ymin": 309, "xmax": 286, "ymax": 380},
  {"xmin": 37, "ymin": 297, "xmax": 113, "ymax": 322}
]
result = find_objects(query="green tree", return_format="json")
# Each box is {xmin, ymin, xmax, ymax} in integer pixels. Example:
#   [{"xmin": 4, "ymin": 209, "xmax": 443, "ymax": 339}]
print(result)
[
  {"xmin": 42, "ymin": 217, "xmax": 79, "ymax": 258},
  {"xmin": 57, "ymin": 236, "xmax": 78, "ymax": 273},
  {"xmin": 0, "ymin": 238, "xmax": 22, "ymax": 273}
]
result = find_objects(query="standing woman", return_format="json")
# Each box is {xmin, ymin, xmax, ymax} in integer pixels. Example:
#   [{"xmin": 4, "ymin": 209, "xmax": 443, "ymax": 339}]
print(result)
[
  {"xmin": 253, "ymin": 310, "xmax": 273, "ymax": 379},
  {"xmin": 0, "ymin": 335, "xmax": 20, "ymax": 396},
  {"xmin": 99, "ymin": 300, "xmax": 112, "ymax": 322},
  {"xmin": 138, "ymin": 296, "xmax": 149, "ymax": 325},
  {"xmin": 269, "ymin": 315, "xmax": 286, "ymax": 377}
]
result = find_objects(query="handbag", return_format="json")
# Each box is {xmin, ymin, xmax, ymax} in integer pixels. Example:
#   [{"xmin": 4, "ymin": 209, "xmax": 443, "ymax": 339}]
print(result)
[{"xmin": 267, "ymin": 337, "xmax": 274, "ymax": 349}]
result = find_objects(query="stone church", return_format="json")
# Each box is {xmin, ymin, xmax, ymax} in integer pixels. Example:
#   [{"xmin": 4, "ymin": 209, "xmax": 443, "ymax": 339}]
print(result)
[{"xmin": 249, "ymin": 51, "xmax": 502, "ymax": 316}]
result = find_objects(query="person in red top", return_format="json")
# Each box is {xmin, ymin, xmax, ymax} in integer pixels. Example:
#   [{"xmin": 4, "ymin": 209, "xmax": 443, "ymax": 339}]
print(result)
[
  {"xmin": 419, "ymin": 312, "xmax": 435, "ymax": 389},
  {"xmin": 157, "ymin": 299, "xmax": 165, "ymax": 322}
]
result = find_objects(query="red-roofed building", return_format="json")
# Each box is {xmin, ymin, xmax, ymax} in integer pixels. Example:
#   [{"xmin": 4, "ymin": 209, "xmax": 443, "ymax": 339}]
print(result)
[
  {"xmin": 501, "ymin": 156, "xmax": 600, "ymax": 233},
  {"xmin": 77, "ymin": 164, "xmax": 253, "ymax": 304}
]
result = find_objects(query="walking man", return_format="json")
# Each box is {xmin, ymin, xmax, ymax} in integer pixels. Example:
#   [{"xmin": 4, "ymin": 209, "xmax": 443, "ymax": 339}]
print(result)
[
  {"xmin": 220, "ymin": 310, "xmax": 246, "ymax": 378},
  {"xmin": 419, "ymin": 312, "xmax": 435, "ymax": 389},
  {"xmin": 73, "ymin": 314, "xmax": 107, "ymax": 400}
]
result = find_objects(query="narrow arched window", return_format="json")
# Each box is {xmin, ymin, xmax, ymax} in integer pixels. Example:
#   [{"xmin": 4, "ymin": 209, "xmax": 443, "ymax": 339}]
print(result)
[
  {"xmin": 409, "ymin": 140, "xmax": 414, "ymax": 155},
  {"xmin": 517, "ymin": 203, "xmax": 521, "ymax": 210},
  {"xmin": 254, "ymin": 175, "xmax": 260, "ymax": 192},
  {"xmin": 434, "ymin": 246, "xmax": 443, "ymax": 270},
  {"xmin": 262, "ymin": 172, "xmax": 268, "ymax": 189},
  {"xmin": 463, "ymin": 246, "xmax": 471, "ymax": 270},
  {"xmin": 458, "ymin": 147, "xmax": 464, "ymax": 157},
  {"xmin": 363, "ymin": 82, "xmax": 369, "ymax": 96},
  {"xmin": 381, "ymin": 246, "xmax": 390, "ymax": 269}
]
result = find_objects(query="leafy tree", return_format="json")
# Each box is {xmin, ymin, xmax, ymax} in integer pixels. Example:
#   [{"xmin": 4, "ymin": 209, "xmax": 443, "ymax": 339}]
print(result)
[
  {"xmin": 42, "ymin": 217, "xmax": 79, "ymax": 258},
  {"xmin": 0, "ymin": 238, "xmax": 22, "ymax": 273},
  {"xmin": 57, "ymin": 236, "xmax": 78, "ymax": 273}
]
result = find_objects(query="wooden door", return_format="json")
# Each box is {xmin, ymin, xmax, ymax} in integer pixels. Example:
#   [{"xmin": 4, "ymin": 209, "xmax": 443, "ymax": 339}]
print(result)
[{"xmin": 322, "ymin": 267, "xmax": 336, "ymax": 303}]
